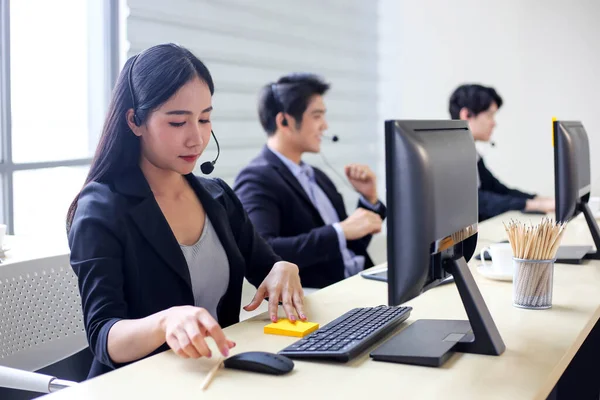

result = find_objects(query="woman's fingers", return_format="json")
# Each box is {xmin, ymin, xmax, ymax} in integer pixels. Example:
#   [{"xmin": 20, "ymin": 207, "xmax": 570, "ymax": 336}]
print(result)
[
  {"xmin": 198, "ymin": 311, "xmax": 230, "ymax": 357},
  {"xmin": 280, "ymin": 290, "xmax": 297, "ymax": 322},
  {"xmin": 293, "ymin": 291, "xmax": 307, "ymax": 321},
  {"xmin": 172, "ymin": 328, "xmax": 200, "ymax": 358},
  {"xmin": 184, "ymin": 321, "xmax": 212, "ymax": 358}
]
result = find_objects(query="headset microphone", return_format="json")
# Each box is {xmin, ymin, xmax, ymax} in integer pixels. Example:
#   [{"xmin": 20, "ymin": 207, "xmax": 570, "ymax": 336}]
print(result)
[
  {"xmin": 490, "ymin": 141, "xmax": 496, "ymax": 147},
  {"xmin": 200, "ymin": 130, "xmax": 220, "ymax": 174},
  {"xmin": 323, "ymin": 134, "xmax": 339, "ymax": 142}
]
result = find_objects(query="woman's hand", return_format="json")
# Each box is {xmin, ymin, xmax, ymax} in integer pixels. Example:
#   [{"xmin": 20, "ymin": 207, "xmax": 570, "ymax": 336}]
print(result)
[
  {"xmin": 243, "ymin": 261, "xmax": 306, "ymax": 323},
  {"xmin": 161, "ymin": 306, "xmax": 235, "ymax": 359}
]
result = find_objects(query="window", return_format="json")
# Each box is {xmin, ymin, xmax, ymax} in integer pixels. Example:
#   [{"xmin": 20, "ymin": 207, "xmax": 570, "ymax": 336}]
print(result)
[{"xmin": 0, "ymin": 0, "xmax": 119, "ymax": 237}]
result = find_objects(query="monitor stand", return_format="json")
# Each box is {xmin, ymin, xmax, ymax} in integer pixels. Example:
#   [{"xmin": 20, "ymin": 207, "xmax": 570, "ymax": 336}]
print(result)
[
  {"xmin": 557, "ymin": 202, "xmax": 600, "ymax": 263},
  {"xmin": 370, "ymin": 256, "xmax": 505, "ymax": 367}
]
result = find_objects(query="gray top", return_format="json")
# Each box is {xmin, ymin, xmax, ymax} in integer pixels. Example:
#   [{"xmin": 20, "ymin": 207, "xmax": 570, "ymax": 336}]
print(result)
[{"xmin": 180, "ymin": 216, "xmax": 230, "ymax": 320}]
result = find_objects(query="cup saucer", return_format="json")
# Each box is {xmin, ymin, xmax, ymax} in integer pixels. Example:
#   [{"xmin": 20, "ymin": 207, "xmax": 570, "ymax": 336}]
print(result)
[{"xmin": 476, "ymin": 265, "xmax": 512, "ymax": 282}]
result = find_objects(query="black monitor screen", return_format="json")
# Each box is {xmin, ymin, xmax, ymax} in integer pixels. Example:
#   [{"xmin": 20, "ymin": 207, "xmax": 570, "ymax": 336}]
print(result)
[
  {"xmin": 554, "ymin": 121, "xmax": 591, "ymax": 222},
  {"xmin": 385, "ymin": 120, "xmax": 478, "ymax": 305},
  {"xmin": 418, "ymin": 128, "xmax": 479, "ymax": 243},
  {"xmin": 571, "ymin": 124, "xmax": 591, "ymax": 196}
]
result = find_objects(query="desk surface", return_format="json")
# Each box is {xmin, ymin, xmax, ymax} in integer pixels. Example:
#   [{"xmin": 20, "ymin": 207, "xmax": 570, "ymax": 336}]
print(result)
[{"xmin": 43, "ymin": 212, "xmax": 600, "ymax": 400}]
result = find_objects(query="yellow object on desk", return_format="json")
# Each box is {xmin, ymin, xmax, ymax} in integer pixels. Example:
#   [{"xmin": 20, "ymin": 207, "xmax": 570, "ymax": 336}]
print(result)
[{"xmin": 264, "ymin": 319, "xmax": 319, "ymax": 337}]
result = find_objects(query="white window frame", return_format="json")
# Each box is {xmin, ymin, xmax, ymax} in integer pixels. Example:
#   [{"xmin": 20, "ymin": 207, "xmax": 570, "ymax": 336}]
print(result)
[{"xmin": 0, "ymin": 0, "xmax": 120, "ymax": 234}]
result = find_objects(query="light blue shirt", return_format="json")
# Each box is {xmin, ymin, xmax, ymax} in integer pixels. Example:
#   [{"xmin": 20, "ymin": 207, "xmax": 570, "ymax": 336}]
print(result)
[{"xmin": 269, "ymin": 147, "xmax": 381, "ymax": 278}]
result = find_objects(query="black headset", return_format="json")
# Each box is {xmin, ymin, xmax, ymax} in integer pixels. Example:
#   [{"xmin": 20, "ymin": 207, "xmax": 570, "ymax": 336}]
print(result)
[
  {"xmin": 127, "ymin": 52, "xmax": 220, "ymax": 174},
  {"xmin": 127, "ymin": 54, "xmax": 142, "ymax": 127},
  {"xmin": 271, "ymin": 83, "xmax": 288, "ymax": 126}
]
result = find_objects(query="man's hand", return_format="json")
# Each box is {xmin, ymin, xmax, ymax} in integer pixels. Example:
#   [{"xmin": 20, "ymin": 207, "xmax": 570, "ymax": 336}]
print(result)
[
  {"xmin": 339, "ymin": 208, "xmax": 383, "ymax": 240},
  {"xmin": 344, "ymin": 164, "xmax": 378, "ymax": 204},
  {"xmin": 525, "ymin": 196, "xmax": 555, "ymax": 213}
]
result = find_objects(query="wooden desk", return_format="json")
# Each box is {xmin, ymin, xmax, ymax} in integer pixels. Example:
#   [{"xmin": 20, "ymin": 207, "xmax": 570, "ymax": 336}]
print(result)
[{"xmin": 42, "ymin": 212, "xmax": 600, "ymax": 400}]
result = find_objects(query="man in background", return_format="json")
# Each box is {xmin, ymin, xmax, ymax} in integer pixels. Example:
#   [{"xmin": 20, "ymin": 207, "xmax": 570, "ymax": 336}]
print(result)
[
  {"xmin": 449, "ymin": 83, "xmax": 555, "ymax": 221},
  {"xmin": 234, "ymin": 73, "xmax": 385, "ymax": 288}
]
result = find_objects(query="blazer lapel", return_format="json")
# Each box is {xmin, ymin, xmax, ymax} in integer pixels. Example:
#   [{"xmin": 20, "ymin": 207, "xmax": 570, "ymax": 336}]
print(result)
[
  {"xmin": 115, "ymin": 168, "xmax": 192, "ymax": 290},
  {"xmin": 261, "ymin": 146, "xmax": 323, "ymax": 222}
]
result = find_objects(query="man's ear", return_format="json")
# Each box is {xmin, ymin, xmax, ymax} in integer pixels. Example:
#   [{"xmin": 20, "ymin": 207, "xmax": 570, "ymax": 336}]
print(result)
[
  {"xmin": 276, "ymin": 112, "xmax": 299, "ymax": 134},
  {"xmin": 459, "ymin": 107, "xmax": 472, "ymax": 121},
  {"xmin": 284, "ymin": 114, "xmax": 300, "ymax": 133},
  {"xmin": 275, "ymin": 112, "xmax": 288, "ymax": 129},
  {"xmin": 126, "ymin": 109, "xmax": 143, "ymax": 137}
]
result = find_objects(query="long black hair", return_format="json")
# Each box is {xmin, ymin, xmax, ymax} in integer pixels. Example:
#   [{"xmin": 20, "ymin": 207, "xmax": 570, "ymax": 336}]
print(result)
[{"xmin": 66, "ymin": 43, "xmax": 214, "ymax": 231}]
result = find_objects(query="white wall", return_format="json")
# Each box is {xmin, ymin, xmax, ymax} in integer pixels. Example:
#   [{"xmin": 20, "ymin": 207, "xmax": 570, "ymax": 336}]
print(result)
[{"xmin": 379, "ymin": 0, "xmax": 600, "ymax": 197}]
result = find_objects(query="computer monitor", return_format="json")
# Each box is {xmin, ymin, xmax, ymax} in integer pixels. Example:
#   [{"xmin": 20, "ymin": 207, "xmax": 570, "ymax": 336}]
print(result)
[
  {"xmin": 369, "ymin": 120, "xmax": 505, "ymax": 367},
  {"xmin": 553, "ymin": 120, "xmax": 600, "ymax": 261}
]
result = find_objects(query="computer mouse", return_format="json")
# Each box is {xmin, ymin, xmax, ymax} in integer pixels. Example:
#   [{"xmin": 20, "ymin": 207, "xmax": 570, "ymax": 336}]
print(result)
[{"xmin": 223, "ymin": 351, "xmax": 294, "ymax": 375}]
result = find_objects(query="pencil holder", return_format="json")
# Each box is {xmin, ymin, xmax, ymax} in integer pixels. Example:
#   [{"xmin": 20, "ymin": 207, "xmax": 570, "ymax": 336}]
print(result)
[{"xmin": 512, "ymin": 258, "xmax": 555, "ymax": 309}]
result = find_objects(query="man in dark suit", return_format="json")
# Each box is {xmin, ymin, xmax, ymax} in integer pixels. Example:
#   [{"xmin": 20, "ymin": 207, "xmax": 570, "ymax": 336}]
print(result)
[
  {"xmin": 234, "ymin": 73, "xmax": 385, "ymax": 289},
  {"xmin": 449, "ymin": 84, "xmax": 555, "ymax": 221}
]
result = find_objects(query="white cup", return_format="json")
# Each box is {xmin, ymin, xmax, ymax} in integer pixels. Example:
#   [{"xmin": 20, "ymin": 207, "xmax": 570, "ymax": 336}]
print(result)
[
  {"xmin": 0, "ymin": 224, "xmax": 6, "ymax": 249},
  {"xmin": 480, "ymin": 242, "xmax": 514, "ymax": 274},
  {"xmin": 588, "ymin": 197, "xmax": 600, "ymax": 215}
]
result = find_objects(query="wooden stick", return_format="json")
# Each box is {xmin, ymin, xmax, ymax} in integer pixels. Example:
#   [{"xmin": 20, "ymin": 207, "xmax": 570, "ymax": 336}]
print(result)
[
  {"xmin": 517, "ymin": 261, "xmax": 532, "ymax": 305},
  {"xmin": 537, "ymin": 222, "xmax": 544, "ymax": 259},
  {"xmin": 523, "ymin": 263, "xmax": 532, "ymax": 304},
  {"xmin": 524, "ymin": 227, "xmax": 535, "ymax": 259},
  {"xmin": 542, "ymin": 222, "xmax": 552, "ymax": 259},
  {"xmin": 517, "ymin": 223, "xmax": 523, "ymax": 258},
  {"xmin": 517, "ymin": 261, "xmax": 527, "ymax": 305},
  {"xmin": 529, "ymin": 263, "xmax": 539, "ymax": 303},
  {"xmin": 532, "ymin": 225, "xmax": 541, "ymax": 260},
  {"xmin": 522, "ymin": 225, "xmax": 529, "ymax": 259},
  {"xmin": 201, "ymin": 359, "xmax": 224, "ymax": 391},
  {"xmin": 514, "ymin": 261, "xmax": 524, "ymax": 304},
  {"xmin": 539, "ymin": 222, "xmax": 548, "ymax": 259},
  {"xmin": 504, "ymin": 222, "xmax": 517, "ymax": 256},
  {"xmin": 518, "ymin": 226, "xmax": 524, "ymax": 259},
  {"xmin": 514, "ymin": 261, "xmax": 523, "ymax": 304},
  {"xmin": 539, "ymin": 265, "xmax": 552, "ymax": 307},
  {"xmin": 546, "ymin": 224, "xmax": 559, "ymax": 258},
  {"xmin": 539, "ymin": 265, "xmax": 547, "ymax": 305},
  {"xmin": 537, "ymin": 267, "xmax": 552, "ymax": 306},
  {"xmin": 519, "ymin": 224, "xmax": 525, "ymax": 258},
  {"xmin": 539, "ymin": 224, "xmax": 546, "ymax": 258},
  {"xmin": 549, "ymin": 224, "xmax": 567, "ymax": 259}
]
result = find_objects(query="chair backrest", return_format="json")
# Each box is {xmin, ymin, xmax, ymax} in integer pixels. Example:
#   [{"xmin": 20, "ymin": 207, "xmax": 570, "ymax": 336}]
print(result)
[{"xmin": 0, "ymin": 254, "xmax": 88, "ymax": 372}]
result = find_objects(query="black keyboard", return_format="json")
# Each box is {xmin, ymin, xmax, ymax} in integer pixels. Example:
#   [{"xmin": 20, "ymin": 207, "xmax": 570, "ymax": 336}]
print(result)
[{"xmin": 278, "ymin": 305, "xmax": 412, "ymax": 362}]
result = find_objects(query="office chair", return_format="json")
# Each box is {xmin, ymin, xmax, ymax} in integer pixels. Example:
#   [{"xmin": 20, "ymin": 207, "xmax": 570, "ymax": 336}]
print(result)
[{"xmin": 0, "ymin": 254, "xmax": 92, "ymax": 399}]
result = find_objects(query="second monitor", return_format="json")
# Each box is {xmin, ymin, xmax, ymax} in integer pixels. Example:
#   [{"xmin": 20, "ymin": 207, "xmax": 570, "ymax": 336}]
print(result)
[
  {"xmin": 370, "ymin": 120, "xmax": 505, "ymax": 367},
  {"xmin": 553, "ymin": 120, "xmax": 600, "ymax": 262}
]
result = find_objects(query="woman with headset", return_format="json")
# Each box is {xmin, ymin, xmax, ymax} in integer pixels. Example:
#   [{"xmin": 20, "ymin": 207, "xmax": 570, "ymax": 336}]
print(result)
[{"xmin": 66, "ymin": 43, "xmax": 306, "ymax": 378}]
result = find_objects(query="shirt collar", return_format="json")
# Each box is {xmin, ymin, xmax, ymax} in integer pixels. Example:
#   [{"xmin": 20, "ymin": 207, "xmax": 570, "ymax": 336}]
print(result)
[{"xmin": 268, "ymin": 146, "xmax": 313, "ymax": 179}]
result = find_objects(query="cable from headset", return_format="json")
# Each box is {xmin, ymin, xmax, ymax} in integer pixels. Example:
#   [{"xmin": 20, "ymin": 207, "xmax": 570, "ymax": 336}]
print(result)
[{"xmin": 319, "ymin": 151, "xmax": 354, "ymax": 192}]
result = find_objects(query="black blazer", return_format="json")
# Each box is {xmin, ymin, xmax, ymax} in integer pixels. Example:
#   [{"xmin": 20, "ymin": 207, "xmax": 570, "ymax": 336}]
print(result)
[
  {"xmin": 478, "ymin": 156, "xmax": 536, "ymax": 221},
  {"xmin": 68, "ymin": 167, "xmax": 280, "ymax": 378},
  {"xmin": 233, "ymin": 146, "xmax": 386, "ymax": 289}
]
